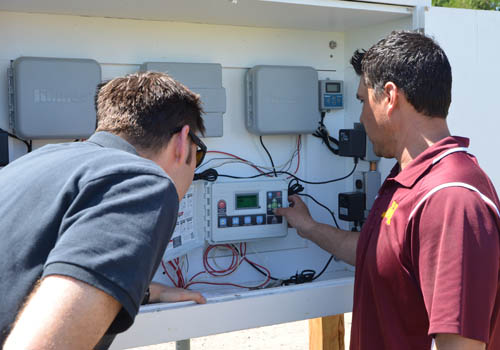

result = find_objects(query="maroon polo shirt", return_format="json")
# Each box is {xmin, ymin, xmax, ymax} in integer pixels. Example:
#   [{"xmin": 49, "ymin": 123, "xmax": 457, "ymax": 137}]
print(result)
[{"xmin": 350, "ymin": 136, "xmax": 500, "ymax": 350}]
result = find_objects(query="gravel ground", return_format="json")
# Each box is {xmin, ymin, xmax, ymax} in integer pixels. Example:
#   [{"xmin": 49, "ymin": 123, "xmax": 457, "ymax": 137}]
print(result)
[{"xmin": 128, "ymin": 313, "xmax": 352, "ymax": 350}]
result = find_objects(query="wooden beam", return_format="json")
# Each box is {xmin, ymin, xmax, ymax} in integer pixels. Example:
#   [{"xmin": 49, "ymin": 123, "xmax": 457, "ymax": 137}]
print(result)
[{"xmin": 309, "ymin": 314, "xmax": 345, "ymax": 350}]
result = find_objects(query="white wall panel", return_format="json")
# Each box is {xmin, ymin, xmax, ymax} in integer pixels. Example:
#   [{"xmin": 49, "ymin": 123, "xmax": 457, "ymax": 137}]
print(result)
[{"xmin": 426, "ymin": 7, "xmax": 500, "ymax": 188}]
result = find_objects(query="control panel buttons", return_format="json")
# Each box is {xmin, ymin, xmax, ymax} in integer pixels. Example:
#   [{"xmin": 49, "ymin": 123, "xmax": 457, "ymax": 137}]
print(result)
[
  {"xmin": 219, "ymin": 217, "xmax": 227, "ymax": 227},
  {"xmin": 244, "ymin": 216, "xmax": 252, "ymax": 225},
  {"xmin": 232, "ymin": 217, "xmax": 240, "ymax": 226}
]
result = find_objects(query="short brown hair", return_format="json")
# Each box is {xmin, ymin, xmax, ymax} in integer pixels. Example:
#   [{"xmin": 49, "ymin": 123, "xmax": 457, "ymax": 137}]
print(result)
[{"xmin": 95, "ymin": 71, "xmax": 205, "ymax": 153}]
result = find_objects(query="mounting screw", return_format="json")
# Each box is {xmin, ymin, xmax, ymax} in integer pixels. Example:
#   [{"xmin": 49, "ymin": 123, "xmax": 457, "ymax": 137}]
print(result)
[{"xmin": 329, "ymin": 40, "xmax": 337, "ymax": 50}]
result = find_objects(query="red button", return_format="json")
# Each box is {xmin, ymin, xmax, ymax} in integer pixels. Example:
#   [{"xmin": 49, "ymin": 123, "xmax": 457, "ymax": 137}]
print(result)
[{"xmin": 218, "ymin": 200, "xmax": 226, "ymax": 209}]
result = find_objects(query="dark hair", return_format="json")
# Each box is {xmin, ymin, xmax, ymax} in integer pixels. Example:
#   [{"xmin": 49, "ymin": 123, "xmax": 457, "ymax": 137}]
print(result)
[
  {"xmin": 95, "ymin": 71, "xmax": 205, "ymax": 153},
  {"xmin": 350, "ymin": 31, "xmax": 452, "ymax": 118}
]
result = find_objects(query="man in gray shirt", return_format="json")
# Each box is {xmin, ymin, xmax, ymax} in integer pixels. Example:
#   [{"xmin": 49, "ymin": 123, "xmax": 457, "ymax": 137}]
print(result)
[{"xmin": 1, "ymin": 71, "xmax": 206, "ymax": 349}]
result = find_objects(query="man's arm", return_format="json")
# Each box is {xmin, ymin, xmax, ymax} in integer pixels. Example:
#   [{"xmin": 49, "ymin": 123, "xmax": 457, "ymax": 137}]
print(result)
[
  {"xmin": 435, "ymin": 333, "xmax": 485, "ymax": 350},
  {"xmin": 4, "ymin": 275, "xmax": 122, "ymax": 350},
  {"xmin": 275, "ymin": 195, "xmax": 359, "ymax": 266}
]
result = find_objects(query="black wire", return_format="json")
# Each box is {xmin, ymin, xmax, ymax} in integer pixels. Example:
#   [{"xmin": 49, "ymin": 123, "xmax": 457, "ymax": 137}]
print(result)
[
  {"xmin": 246, "ymin": 259, "xmax": 279, "ymax": 281},
  {"xmin": 230, "ymin": 243, "xmax": 279, "ymax": 281},
  {"xmin": 312, "ymin": 112, "xmax": 339, "ymax": 156},
  {"xmin": 194, "ymin": 168, "xmax": 218, "ymax": 181},
  {"xmin": 312, "ymin": 256, "xmax": 334, "ymax": 281},
  {"xmin": 286, "ymin": 183, "xmax": 340, "ymax": 282},
  {"xmin": 297, "ymin": 192, "xmax": 338, "ymax": 281},
  {"xmin": 218, "ymin": 158, "xmax": 358, "ymax": 185},
  {"xmin": 298, "ymin": 193, "xmax": 340, "ymax": 229},
  {"xmin": 0, "ymin": 128, "xmax": 31, "ymax": 152},
  {"xmin": 259, "ymin": 135, "xmax": 277, "ymax": 177}
]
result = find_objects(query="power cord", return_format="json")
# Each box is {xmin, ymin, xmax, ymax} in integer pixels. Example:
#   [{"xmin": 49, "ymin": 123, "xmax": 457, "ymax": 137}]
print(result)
[
  {"xmin": 217, "ymin": 158, "xmax": 358, "ymax": 185},
  {"xmin": 0, "ymin": 128, "xmax": 32, "ymax": 152},
  {"xmin": 312, "ymin": 112, "xmax": 339, "ymax": 156},
  {"xmin": 194, "ymin": 168, "xmax": 218, "ymax": 181},
  {"xmin": 285, "ymin": 178, "xmax": 340, "ymax": 283},
  {"xmin": 259, "ymin": 135, "xmax": 277, "ymax": 177}
]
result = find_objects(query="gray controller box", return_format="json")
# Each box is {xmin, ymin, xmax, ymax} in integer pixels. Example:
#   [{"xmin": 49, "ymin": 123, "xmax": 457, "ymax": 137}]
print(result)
[
  {"xmin": 245, "ymin": 65, "xmax": 320, "ymax": 135},
  {"xmin": 141, "ymin": 62, "xmax": 226, "ymax": 137},
  {"xmin": 8, "ymin": 57, "xmax": 101, "ymax": 139}
]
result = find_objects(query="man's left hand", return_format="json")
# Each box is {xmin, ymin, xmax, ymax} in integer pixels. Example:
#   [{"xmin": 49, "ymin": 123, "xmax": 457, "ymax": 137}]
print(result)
[{"xmin": 148, "ymin": 282, "xmax": 207, "ymax": 304}]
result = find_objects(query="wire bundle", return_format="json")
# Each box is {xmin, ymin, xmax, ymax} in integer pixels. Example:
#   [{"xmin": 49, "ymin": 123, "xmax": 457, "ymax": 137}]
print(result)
[
  {"xmin": 162, "ymin": 243, "xmax": 272, "ymax": 290},
  {"xmin": 197, "ymin": 135, "xmax": 301, "ymax": 177}
]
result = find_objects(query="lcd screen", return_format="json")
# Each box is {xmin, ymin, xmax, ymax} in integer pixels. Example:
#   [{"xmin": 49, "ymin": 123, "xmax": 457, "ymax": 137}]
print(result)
[
  {"xmin": 236, "ymin": 193, "xmax": 259, "ymax": 209},
  {"xmin": 326, "ymin": 82, "xmax": 340, "ymax": 93}
]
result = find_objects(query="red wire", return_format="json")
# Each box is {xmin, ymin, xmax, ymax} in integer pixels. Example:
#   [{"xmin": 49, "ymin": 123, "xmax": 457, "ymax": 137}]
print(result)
[
  {"xmin": 207, "ymin": 150, "xmax": 273, "ymax": 177},
  {"xmin": 203, "ymin": 244, "xmax": 239, "ymax": 276},
  {"xmin": 287, "ymin": 135, "xmax": 301, "ymax": 178},
  {"xmin": 169, "ymin": 261, "xmax": 185, "ymax": 288},
  {"xmin": 184, "ymin": 243, "xmax": 271, "ymax": 289},
  {"xmin": 161, "ymin": 260, "xmax": 179, "ymax": 287},
  {"xmin": 175, "ymin": 259, "xmax": 186, "ymax": 288}
]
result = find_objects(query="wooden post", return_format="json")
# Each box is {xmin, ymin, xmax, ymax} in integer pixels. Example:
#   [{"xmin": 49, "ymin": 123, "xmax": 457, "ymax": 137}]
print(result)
[{"xmin": 309, "ymin": 314, "xmax": 345, "ymax": 350}]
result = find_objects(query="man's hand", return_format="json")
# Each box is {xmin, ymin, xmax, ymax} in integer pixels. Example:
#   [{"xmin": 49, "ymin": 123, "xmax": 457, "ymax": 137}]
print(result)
[
  {"xmin": 276, "ymin": 195, "xmax": 358, "ymax": 266},
  {"xmin": 274, "ymin": 195, "xmax": 317, "ymax": 239},
  {"xmin": 148, "ymin": 282, "xmax": 206, "ymax": 304}
]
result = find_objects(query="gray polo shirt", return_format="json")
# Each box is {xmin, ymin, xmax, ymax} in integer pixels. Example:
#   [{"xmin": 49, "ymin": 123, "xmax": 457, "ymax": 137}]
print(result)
[{"xmin": 0, "ymin": 132, "xmax": 179, "ymax": 343}]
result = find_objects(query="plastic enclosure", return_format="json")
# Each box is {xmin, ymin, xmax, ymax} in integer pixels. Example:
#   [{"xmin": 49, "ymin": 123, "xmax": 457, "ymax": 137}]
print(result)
[
  {"xmin": 319, "ymin": 80, "xmax": 344, "ymax": 110},
  {"xmin": 9, "ymin": 57, "xmax": 100, "ymax": 139},
  {"xmin": 245, "ymin": 65, "xmax": 320, "ymax": 135},
  {"xmin": 141, "ymin": 62, "xmax": 226, "ymax": 137},
  {"xmin": 208, "ymin": 180, "xmax": 289, "ymax": 243}
]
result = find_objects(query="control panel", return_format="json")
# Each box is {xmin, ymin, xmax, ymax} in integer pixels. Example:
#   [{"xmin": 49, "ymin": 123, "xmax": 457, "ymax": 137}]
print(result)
[
  {"xmin": 209, "ymin": 180, "xmax": 289, "ymax": 243},
  {"xmin": 319, "ymin": 80, "xmax": 344, "ymax": 111}
]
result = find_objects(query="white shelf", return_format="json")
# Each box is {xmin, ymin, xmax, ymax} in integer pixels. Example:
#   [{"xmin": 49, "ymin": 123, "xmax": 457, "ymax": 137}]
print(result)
[
  {"xmin": 110, "ymin": 274, "xmax": 354, "ymax": 349},
  {"xmin": 0, "ymin": 0, "xmax": 414, "ymax": 31}
]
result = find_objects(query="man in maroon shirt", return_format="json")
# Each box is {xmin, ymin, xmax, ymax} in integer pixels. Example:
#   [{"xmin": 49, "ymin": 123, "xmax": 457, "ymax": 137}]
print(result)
[{"xmin": 276, "ymin": 31, "xmax": 500, "ymax": 349}]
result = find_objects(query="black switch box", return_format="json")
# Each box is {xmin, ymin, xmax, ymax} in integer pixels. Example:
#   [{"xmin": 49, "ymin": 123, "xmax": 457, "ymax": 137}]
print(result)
[
  {"xmin": 338, "ymin": 191, "xmax": 365, "ymax": 222},
  {"xmin": 338, "ymin": 128, "xmax": 366, "ymax": 158},
  {"xmin": 0, "ymin": 131, "xmax": 8, "ymax": 166}
]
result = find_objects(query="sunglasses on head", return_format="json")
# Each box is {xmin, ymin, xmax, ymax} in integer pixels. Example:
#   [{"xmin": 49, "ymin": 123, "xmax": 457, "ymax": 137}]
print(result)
[{"xmin": 170, "ymin": 126, "xmax": 207, "ymax": 167}]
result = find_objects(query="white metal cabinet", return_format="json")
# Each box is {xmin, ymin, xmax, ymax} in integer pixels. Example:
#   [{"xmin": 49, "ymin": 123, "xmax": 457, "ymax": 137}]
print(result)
[{"xmin": 1, "ymin": 1, "xmax": 499, "ymax": 349}]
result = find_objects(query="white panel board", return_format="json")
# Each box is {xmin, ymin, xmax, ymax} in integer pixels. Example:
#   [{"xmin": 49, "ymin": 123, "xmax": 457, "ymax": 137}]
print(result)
[{"xmin": 426, "ymin": 7, "xmax": 500, "ymax": 188}]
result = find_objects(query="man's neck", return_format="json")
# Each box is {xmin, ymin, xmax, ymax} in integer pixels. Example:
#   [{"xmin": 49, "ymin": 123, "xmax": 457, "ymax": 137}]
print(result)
[{"xmin": 395, "ymin": 115, "xmax": 451, "ymax": 170}]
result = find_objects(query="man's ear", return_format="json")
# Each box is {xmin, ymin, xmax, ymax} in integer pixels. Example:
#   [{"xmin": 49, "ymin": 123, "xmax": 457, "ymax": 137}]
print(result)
[
  {"xmin": 173, "ymin": 125, "xmax": 191, "ymax": 165},
  {"xmin": 384, "ymin": 81, "xmax": 398, "ymax": 117}
]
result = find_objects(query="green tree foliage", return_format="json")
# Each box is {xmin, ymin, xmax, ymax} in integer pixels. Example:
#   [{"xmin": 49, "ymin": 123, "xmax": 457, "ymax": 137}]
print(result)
[{"xmin": 432, "ymin": 0, "xmax": 500, "ymax": 10}]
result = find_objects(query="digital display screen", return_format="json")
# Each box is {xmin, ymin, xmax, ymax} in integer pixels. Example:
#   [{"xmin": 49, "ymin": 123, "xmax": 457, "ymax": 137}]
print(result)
[
  {"xmin": 236, "ymin": 193, "xmax": 259, "ymax": 209},
  {"xmin": 326, "ymin": 82, "xmax": 340, "ymax": 93}
]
